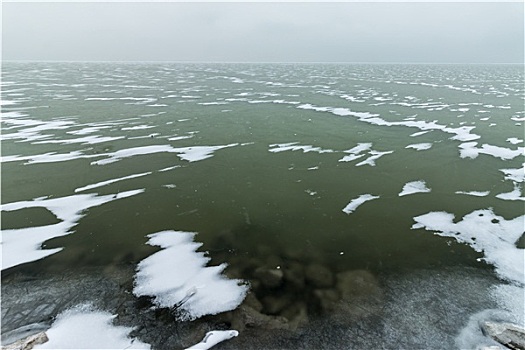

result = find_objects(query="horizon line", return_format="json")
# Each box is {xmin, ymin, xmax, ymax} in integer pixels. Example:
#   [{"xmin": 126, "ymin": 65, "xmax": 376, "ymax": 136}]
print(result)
[{"xmin": 2, "ymin": 59, "xmax": 524, "ymax": 65}]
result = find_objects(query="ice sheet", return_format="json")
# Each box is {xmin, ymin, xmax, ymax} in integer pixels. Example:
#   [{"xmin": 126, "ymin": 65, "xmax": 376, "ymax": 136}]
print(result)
[
  {"xmin": 133, "ymin": 231, "xmax": 248, "ymax": 321},
  {"xmin": 342, "ymin": 194, "xmax": 380, "ymax": 214},
  {"xmin": 33, "ymin": 304, "xmax": 150, "ymax": 349},
  {"xmin": 399, "ymin": 181, "xmax": 431, "ymax": 196},
  {"xmin": 1, "ymin": 189, "xmax": 144, "ymax": 270}
]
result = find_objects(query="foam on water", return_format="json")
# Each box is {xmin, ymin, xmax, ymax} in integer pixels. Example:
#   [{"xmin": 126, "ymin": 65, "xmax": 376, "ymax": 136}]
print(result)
[
  {"xmin": 33, "ymin": 304, "xmax": 150, "ymax": 349},
  {"xmin": 133, "ymin": 231, "xmax": 248, "ymax": 321},
  {"xmin": 342, "ymin": 194, "xmax": 380, "ymax": 214},
  {"xmin": 399, "ymin": 180, "xmax": 431, "ymax": 197},
  {"xmin": 1, "ymin": 189, "xmax": 144, "ymax": 270}
]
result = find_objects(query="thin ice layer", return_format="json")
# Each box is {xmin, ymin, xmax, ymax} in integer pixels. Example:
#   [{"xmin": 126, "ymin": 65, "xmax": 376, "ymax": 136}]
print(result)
[
  {"xmin": 399, "ymin": 181, "xmax": 431, "ymax": 196},
  {"xmin": 412, "ymin": 209, "xmax": 525, "ymax": 284},
  {"xmin": 1, "ymin": 189, "xmax": 144, "ymax": 270},
  {"xmin": 133, "ymin": 231, "xmax": 248, "ymax": 321},
  {"xmin": 34, "ymin": 304, "xmax": 150, "ymax": 349},
  {"xmin": 342, "ymin": 194, "xmax": 380, "ymax": 214}
]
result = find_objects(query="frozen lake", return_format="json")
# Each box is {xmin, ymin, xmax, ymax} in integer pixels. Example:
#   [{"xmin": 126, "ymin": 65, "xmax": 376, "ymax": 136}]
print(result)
[{"xmin": 1, "ymin": 62, "xmax": 523, "ymax": 349}]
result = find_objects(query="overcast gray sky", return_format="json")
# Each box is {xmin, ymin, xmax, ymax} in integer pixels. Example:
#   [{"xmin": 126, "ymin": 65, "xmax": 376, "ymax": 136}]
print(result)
[{"xmin": 2, "ymin": 2, "xmax": 523, "ymax": 63}]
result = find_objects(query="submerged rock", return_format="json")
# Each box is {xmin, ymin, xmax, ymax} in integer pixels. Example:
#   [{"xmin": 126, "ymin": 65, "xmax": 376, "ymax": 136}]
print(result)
[
  {"xmin": 261, "ymin": 294, "xmax": 292, "ymax": 315},
  {"xmin": 305, "ymin": 263, "xmax": 334, "ymax": 288},
  {"xmin": 481, "ymin": 321, "xmax": 525, "ymax": 350},
  {"xmin": 228, "ymin": 305, "xmax": 289, "ymax": 332},
  {"xmin": 313, "ymin": 289, "xmax": 340, "ymax": 312},
  {"xmin": 280, "ymin": 302, "xmax": 309, "ymax": 331},
  {"xmin": 336, "ymin": 269, "xmax": 379, "ymax": 300},
  {"xmin": 283, "ymin": 262, "xmax": 305, "ymax": 289},
  {"xmin": 253, "ymin": 268, "xmax": 283, "ymax": 289}
]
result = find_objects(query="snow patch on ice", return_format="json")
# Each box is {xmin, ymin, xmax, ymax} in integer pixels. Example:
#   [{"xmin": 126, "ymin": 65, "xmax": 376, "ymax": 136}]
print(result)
[
  {"xmin": 269, "ymin": 142, "xmax": 334, "ymax": 154},
  {"xmin": 459, "ymin": 142, "xmax": 525, "ymax": 160},
  {"xmin": 74, "ymin": 172, "xmax": 151, "ymax": 192},
  {"xmin": 495, "ymin": 183, "xmax": 524, "ymax": 201},
  {"xmin": 399, "ymin": 181, "xmax": 431, "ymax": 197},
  {"xmin": 133, "ymin": 230, "xmax": 248, "ymax": 321},
  {"xmin": 500, "ymin": 163, "xmax": 525, "ymax": 183},
  {"xmin": 455, "ymin": 190, "xmax": 490, "ymax": 197},
  {"xmin": 185, "ymin": 330, "xmax": 239, "ymax": 350},
  {"xmin": 406, "ymin": 143, "xmax": 432, "ymax": 151},
  {"xmin": 507, "ymin": 137, "xmax": 523, "ymax": 145},
  {"xmin": 355, "ymin": 150, "xmax": 393, "ymax": 167},
  {"xmin": 342, "ymin": 194, "xmax": 380, "ymax": 214},
  {"xmin": 297, "ymin": 104, "xmax": 480, "ymax": 142},
  {"xmin": 412, "ymin": 209, "xmax": 525, "ymax": 284},
  {"xmin": 33, "ymin": 304, "xmax": 150, "ymax": 349},
  {"xmin": 1, "ymin": 189, "xmax": 144, "ymax": 270},
  {"xmin": 91, "ymin": 144, "xmax": 238, "ymax": 165}
]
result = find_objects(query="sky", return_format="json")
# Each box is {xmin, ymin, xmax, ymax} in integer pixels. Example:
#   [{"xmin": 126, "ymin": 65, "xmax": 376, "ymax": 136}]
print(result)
[{"xmin": 2, "ymin": 1, "xmax": 523, "ymax": 63}]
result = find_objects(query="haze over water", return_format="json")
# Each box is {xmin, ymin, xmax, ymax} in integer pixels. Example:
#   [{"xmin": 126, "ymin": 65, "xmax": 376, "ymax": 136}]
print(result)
[{"xmin": 1, "ymin": 62, "xmax": 524, "ymax": 349}]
